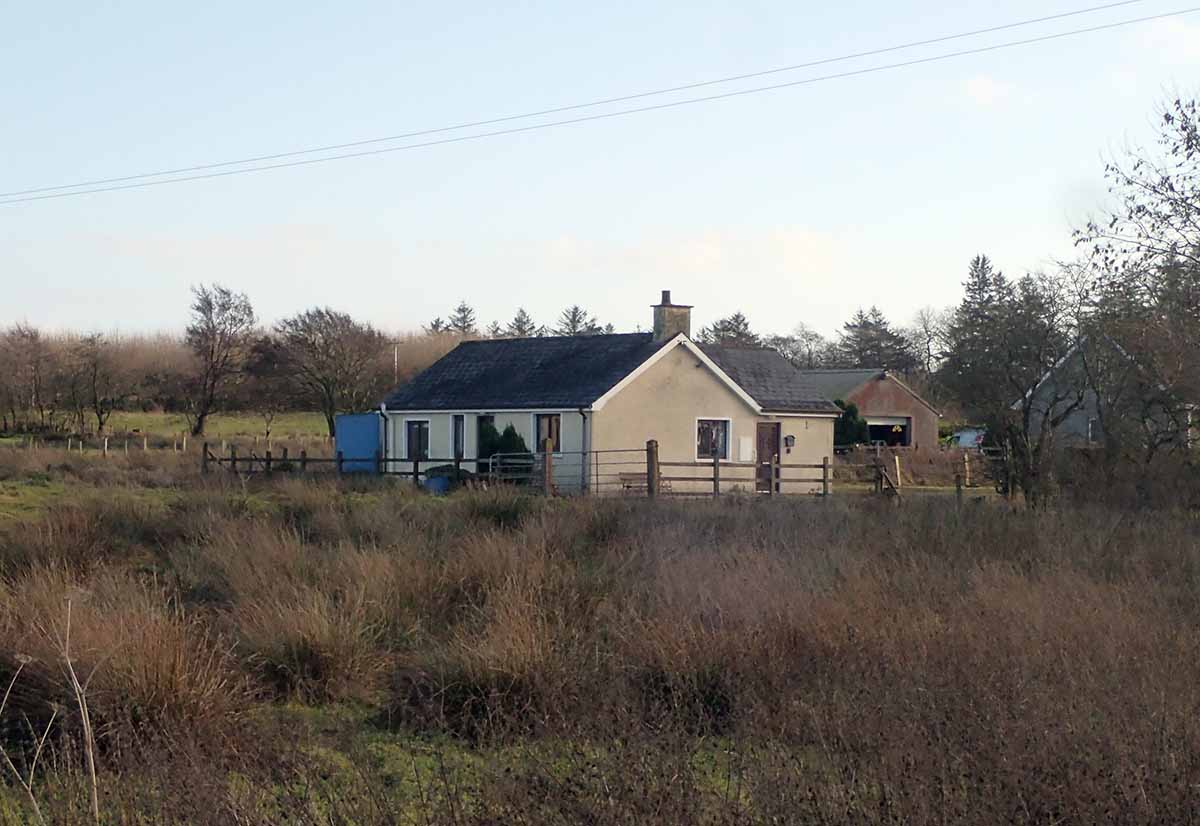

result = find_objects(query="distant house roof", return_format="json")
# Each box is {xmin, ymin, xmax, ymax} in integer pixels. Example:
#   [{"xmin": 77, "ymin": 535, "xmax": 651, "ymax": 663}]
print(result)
[
  {"xmin": 699, "ymin": 346, "xmax": 840, "ymax": 414},
  {"xmin": 797, "ymin": 368, "xmax": 941, "ymax": 415},
  {"xmin": 382, "ymin": 333, "xmax": 664, "ymax": 411},
  {"xmin": 383, "ymin": 334, "xmax": 840, "ymax": 415}
]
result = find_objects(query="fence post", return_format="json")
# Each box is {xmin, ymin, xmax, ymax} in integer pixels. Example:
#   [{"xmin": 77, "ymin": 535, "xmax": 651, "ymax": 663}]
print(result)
[
  {"xmin": 67, "ymin": 437, "xmax": 72, "ymax": 452},
  {"xmin": 103, "ymin": 437, "xmax": 109, "ymax": 458},
  {"xmin": 182, "ymin": 435, "xmax": 188, "ymax": 453},
  {"xmin": 412, "ymin": 457, "xmax": 420, "ymax": 486},
  {"xmin": 645, "ymin": 440, "xmax": 660, "ymax": 499},
  {"xmin": 265, "ymin": 450, "xmax": 273, "ymax": 476},
  {"xmin": 955, "ymin": 472, "xmax": 964, "ymax": 507},
  {"xmin": 769, "ymin": 453, "xmax": 779, "ymax": 496},
  {"xmin": 542, "ymin": 438, "xmax": 554, "ymax": 496},
  {"xmin": 874, "ymin": 457, "xmax": 883, "ymax": 495},
  {"xmin": 300, "ymin": 449, "xmax": 308, "ymax": 472},
  {"xmin": 123, "ymin": 439, "xmax": 129, "ymax": 456},
  {"xmin": 963, "ymin": 452, "xmax": 971, "ymax": 488},
  {"xmin": 173, "ymin": 439, "xmax": 178, "ymax": 453},
  {"xmin": 894, "ymin": 455, "xmax": 902, "ymax": 490},
  {"xmin": 712, "ymin": 451, "xmax": 720, "ymax": 498},
  {"xmin": 143, "ymin": 436, "xmax": 148, "ymax": 452},
  {"xmin": 202, "ymin": 443, "xmax": 209, "ymax": 474},
  {"xmin": 822, "ymin": 456, "xmax": 831, "ymax": 497},
  {"xmin": 375, "ymin": 449, "xmax": 382, "ymax": 476},
  {"xmin": 1004, "ymin": 442, "xmax": 1015, "ymax": 500},
  {"xmin": 229, "ymin": 445, "xmax": 237, "ymax": 474},
  {"xmin": 337, "ymin": 451, "xmax": 344, "ymax": 475}
]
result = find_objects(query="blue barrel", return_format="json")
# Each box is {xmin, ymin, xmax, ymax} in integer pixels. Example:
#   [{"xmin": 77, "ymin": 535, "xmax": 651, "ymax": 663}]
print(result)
[{"xmin": 423, "ymin": 475, "xmax": 451, "ymax": 495}]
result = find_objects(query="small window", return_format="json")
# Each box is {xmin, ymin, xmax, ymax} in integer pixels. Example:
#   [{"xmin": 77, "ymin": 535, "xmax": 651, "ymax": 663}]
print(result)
[
  {"xmin": 452, "ymin": 414, "xmax": 465, "ymax": 458},
  {"xmin": 535, "ymin": 414, "xmax": 561, "ymax": 452},
  {"xmin": 405, "ymin": 420, "xmax": 430, "ymax": 460},
  {"xmin": 697, "ymin": 419, "xmax": 730, "ymax": 459},
  {"xmin": 1087, "ymin": 417, "xmax": 1099, "ymax": 445}
]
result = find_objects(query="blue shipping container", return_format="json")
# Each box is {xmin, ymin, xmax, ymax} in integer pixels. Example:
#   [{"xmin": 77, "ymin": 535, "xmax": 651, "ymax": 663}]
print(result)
[{"xmin": 334, "ymin": 413, "xmax": 383, "ymax": 473}]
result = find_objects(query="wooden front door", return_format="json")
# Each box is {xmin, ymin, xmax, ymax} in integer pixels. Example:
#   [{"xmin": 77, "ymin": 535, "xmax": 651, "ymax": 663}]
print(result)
[{"xmin": 756, "ymin": 422, "xmax": 780, "ymax": 493}]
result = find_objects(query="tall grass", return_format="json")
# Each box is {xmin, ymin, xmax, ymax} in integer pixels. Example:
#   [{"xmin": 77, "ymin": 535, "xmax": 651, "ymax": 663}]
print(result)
[{"xmin": 2, "ymin": 455, "xmax": 1200, "ymax": 822}]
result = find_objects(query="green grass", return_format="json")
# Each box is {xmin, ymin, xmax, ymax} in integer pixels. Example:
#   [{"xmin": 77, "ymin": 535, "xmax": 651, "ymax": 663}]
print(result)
[
  {"xmin": 0, "ymin": 477, "xmax": 68, "ymax": 521},
  {"xmin": 106, "ymin": 411, "xmax": 330, "ymax": 439}
]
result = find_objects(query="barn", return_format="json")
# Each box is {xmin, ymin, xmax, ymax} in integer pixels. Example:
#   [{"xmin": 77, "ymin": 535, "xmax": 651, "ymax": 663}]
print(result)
[{"xmin": 798, "ymin": 369, "xmax": 940, "ymax": 450}]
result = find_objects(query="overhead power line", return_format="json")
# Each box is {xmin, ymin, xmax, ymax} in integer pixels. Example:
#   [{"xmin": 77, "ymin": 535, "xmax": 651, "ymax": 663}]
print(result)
[
  {"xmin": 3, "ymin": 5, "xmax": 1196, "ymax": 206},
  {"xmin": 0, "ymin": 0, "xmax": 1151, "ymax": 199}
]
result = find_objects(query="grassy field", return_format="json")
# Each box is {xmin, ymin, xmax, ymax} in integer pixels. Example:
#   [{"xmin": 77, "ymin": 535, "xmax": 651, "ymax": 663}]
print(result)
[
  {"xmin": 106, "ymin": 410, "xmax": 330, "ymax": 439},
  {"xmin": 1, "ymin": 450, "xmax": 1197, "ymax": 824}
]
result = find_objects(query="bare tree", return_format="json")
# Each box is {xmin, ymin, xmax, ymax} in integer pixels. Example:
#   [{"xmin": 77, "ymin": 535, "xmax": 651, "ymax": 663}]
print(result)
[
  {"xmin": 2, "ymin": 324, "xmax": 63, "ymax": 431},
  {"xmin": 240, "ymin": 335, "xmax": 296, "ymax": 442},
  {"xmin": 184, "ymin": 284, "xmax": 256, "ymax": 436},
  {"xmin": 906, "ymin": 306, "xmax": 949, "ymax": 376},
  {"xmin": 275, "ymin": 308, "xmax": 389, "ymax": 438},
  {"xmin": 69, "ymin": 334, "xmax": 130, "ymax": 434}
]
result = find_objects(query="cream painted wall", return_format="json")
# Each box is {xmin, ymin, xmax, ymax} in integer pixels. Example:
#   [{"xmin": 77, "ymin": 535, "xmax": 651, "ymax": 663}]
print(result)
[{"xmin": 590, "ymin": 344, "xmax": 834, "ymax": 493}]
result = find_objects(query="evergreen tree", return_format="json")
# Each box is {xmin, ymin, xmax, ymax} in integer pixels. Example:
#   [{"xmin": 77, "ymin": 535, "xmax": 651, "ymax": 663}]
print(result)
[
  {"xmin": 836, "ymin": 306, "xmax": 916, "ymax": 370},
  {"xmin": 505, "ymin": 308, "xmax": 540, "ymax": 337},
  {"xmin": 937, "ymin": 256, "xmax": 1012, "ymax": 418},
  {"xmin": 554, "ymin": 305, "xmax": 601, "ymax": 336},
  {"xmin": 447, "ymin": 302, "xmax": 478, "ymax": 336},
  {"xmin": 834, "ymin": 400, "xmax": 870, "ymax": 446},
  {"xmin": 698, "ymin": 312, "xmax": 759, "ymax": 346},
  {"xmin": 485, "ymin": 321, "xmax": 503, "ymax": 338},
  {"xmin": 424, "ymin": 317, "xmax": 448, "ymax": 335}
]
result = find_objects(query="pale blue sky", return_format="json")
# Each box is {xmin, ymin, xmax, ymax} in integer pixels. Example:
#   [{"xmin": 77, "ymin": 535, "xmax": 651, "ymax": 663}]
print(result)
[{"xmin": 2, "ymin": 1, "xmax": 1198, "ymax": 336}]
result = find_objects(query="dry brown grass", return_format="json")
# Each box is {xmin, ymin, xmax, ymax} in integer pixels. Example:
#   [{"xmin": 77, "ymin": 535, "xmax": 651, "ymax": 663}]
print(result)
[{"xmin": 2, "ymin": 452, "xmax": 1200, "ymax": 822}]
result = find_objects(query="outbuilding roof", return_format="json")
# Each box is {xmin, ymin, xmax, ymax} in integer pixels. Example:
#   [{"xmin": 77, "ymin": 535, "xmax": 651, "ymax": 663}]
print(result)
[
  {"xmin": 796, "ymin": 368, "xmax": 886, "ymax": 402},
  {"xmin": 797, "ymin": 368, "xmax": 940, "ymax": 415}
]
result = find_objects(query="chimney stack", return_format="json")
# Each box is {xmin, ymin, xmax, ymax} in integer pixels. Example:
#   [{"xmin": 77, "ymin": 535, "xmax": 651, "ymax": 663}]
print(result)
[{"xmin": 652, "ymin": 290, "xmax": 692, "ymax": 341}]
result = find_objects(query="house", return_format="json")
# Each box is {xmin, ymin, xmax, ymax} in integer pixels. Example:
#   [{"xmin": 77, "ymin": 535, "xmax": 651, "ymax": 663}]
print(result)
[
  {"xmin": 797, "ymin": 369, "xmax": 940, "ymax": 449},
  {"xmin": 380, "ymin": 291, "xmax": 840, "ymax": 493},
  {"xmin": 1014, "ymin": 337, "xmax": 1193, "ymax": 450}
]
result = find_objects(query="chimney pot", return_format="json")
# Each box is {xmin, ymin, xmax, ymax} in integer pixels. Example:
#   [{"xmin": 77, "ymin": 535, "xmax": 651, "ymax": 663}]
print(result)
[{"xmin": 661, "ymin": 289, "xmax": 671, "ymax": 304}]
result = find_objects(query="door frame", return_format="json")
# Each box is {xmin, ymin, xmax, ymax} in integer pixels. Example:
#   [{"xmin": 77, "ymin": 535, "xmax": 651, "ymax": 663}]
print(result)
[{"xmin": 756, "ymin": 421, "xmax": 781, "ymax": 493}]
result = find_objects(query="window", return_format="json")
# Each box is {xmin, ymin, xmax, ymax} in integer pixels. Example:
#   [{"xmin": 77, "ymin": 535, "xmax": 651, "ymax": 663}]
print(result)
[
  {"xmin": 697, "ymin": 419, "xmax": 730, "ymax": 459},
  {"xmin": 405, "ymin": 420, "xmax": 430, "ymax": 460},
  {"xmin": 535, "ymin": 414, "xmax": 562, "ymax": 452},
  {"xmin": 1087, "ymin": 417, "xmax": 1100, "ymax": 445},
  {"xmin": 452, "ymin": 414, "xmax": 465, "ymax": 459}
]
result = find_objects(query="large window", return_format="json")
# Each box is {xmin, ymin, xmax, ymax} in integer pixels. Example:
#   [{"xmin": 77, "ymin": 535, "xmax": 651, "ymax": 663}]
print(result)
[
  {"xmin": 405, "ymin": 420, "xmax": 430, "ymax": 460},
  {"xmin": 696, "ymin": 418, "xmax": 730, "ymax": 460},
  {"xmin": 535, "ymin": 414, "xmax": 562, "ymax": 452},
  {"xmin": 452, "ymin": 414, "xmax": 465, "ymax": 458}
]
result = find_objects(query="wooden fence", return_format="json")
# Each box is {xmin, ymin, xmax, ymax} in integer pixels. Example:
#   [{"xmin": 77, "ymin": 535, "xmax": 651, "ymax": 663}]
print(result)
[{"xmin": 196, "ymin": 440, "xmax": 924, "ymax": 500}]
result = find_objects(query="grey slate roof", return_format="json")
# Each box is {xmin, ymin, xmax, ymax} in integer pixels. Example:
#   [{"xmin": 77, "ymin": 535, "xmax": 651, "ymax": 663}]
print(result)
[
  {"xmin": 700, "ymin": 346, "xmax": 841, "ymax": 414},
  {"xmin": 382, "ymin": 333, "xmax": 666, "ymax": 411},
  {"xmin": 793, "ymin": 368, "xmax": 885, "ymax": 403}
]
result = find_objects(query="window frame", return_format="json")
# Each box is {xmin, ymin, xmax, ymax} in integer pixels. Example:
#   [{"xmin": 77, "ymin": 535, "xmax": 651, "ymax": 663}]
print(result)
[
  {"xmin": 403, "ymin": 418, "xmax": 431, "ymax": 460},
  {"xmin": 533, "ymin": 413, "xmax": 563, "ymax": 454},
  {"xmin": 451, "ymin": 414, "xmax": 466, "ymax": 459},
  {"xmin": 695, "ymin": 417, "xmax": 732, "ymax": 461}
]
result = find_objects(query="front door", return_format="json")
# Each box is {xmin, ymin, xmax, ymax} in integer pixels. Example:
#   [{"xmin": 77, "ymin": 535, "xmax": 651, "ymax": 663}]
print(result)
[{"xmin": 756, "ymin": 422, "xmax": 781, "ymax": 493}]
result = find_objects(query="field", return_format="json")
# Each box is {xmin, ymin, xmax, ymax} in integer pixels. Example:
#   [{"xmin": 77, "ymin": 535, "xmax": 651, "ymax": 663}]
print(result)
[{"xmin": 1, "ymin": 448, "xmax": 1198, "ymax": 824}]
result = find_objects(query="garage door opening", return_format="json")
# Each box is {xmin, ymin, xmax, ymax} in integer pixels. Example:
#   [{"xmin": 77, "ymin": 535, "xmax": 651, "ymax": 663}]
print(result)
[{"xmin": 867, "ymin": 417, "xmax": 911, "ymax": 447}]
